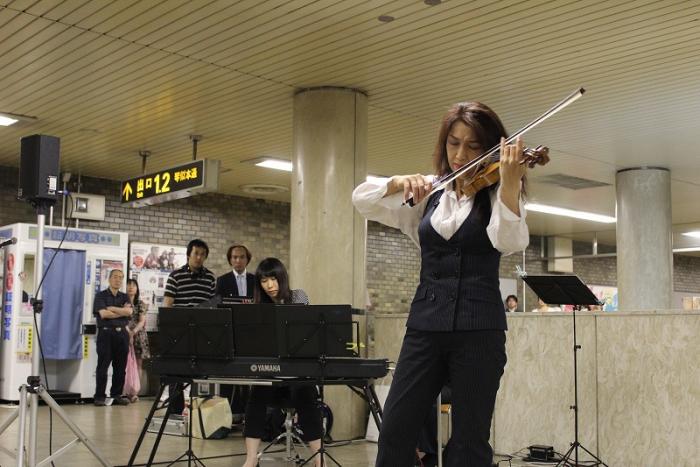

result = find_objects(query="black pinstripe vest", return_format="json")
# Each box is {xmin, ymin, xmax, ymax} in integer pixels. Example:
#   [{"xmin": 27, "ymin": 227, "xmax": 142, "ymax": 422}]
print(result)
[{"xmin": 407, "ymin": 189, "xmax": 506, "ymax": 331}]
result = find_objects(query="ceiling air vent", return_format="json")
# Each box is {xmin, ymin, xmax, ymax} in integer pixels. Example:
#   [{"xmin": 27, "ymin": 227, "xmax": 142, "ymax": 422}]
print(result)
[
  {"xmin": 239, "ymin": 184, "xmax": 289, "ymax": 195},
  {"xmin": 536, "ymin": 174, "xmax": 610, "ymax": 190}
]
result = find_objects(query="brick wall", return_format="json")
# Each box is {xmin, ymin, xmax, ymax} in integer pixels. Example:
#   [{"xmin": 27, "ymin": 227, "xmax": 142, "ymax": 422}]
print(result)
[
  {"xmin": 674, "ymin": 255, "xmax": 700, "ymax": 292},
  {"xmin": 366, "ymin": 222, "xmax": 420, "ymax": 314}
]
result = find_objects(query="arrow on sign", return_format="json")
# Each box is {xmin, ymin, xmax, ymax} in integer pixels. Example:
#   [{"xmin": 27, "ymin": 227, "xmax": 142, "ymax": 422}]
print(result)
[{"xmin": 122, "ymin": 182, "xmax": 133, "ymax": 201}]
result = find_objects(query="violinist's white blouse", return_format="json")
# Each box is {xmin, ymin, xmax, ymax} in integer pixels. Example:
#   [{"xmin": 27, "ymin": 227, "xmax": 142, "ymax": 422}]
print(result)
[{"xmin": 352, "ymin": 178, "xmax": 529, "ymax": 255}]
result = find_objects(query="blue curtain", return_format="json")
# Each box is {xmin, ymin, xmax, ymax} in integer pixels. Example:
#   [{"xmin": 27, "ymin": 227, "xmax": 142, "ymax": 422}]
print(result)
[{"xmin": 41, "ymin": 249, "xmax": 85, "ymax": 359}]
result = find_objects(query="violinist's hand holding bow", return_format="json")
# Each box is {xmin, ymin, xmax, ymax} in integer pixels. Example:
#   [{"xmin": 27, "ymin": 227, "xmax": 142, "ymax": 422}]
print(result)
[
  {"xmin": 384, "ymin": 174, "xmax": 433, "ymax": 205},
  {"xmin": 499, "ymin": 137, "xmax": 526, "ymax": 216}
]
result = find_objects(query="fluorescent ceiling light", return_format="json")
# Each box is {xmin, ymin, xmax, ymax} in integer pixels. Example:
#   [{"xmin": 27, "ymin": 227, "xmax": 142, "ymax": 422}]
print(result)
[
  {"xmin": 0, "ymin": 112, "xmax": 36, "ymax": 126},
  {"xmin": 525, "ymin": 202, "xmax": 616, "ymax": 223},
  {"xmin": 0, "ymin": 115, "xmax": 18, "ymax": 126},
  {"xmin": 682, "ymin": 231, "xmax": 700, "ymax": 239},
  {"xmin": 367, "ymin": 175, "xmax": 389, "ymax": 183},
  {"xmin": 673, "ymin": 247, "xmax": 700, "ymax": 253},
  {"xmin": 255, "ymin": 157, "xmax": 292, "ymax": 172}
]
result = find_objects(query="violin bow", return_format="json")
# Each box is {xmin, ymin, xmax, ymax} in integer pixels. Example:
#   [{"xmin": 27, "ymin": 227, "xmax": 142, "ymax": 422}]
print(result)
[{"xmin": 405, "ymin": 87, "xmax": 585, "ymax": 206}]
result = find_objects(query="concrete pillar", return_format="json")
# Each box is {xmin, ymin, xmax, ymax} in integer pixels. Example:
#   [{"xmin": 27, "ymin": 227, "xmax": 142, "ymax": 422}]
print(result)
[
  {"xmin": 615, "ymin": 167, "xmax": 672, "ymax": 310},
  {"xmin": 290, "ymin": 87, "xmax": 368, "ymax": 439}
]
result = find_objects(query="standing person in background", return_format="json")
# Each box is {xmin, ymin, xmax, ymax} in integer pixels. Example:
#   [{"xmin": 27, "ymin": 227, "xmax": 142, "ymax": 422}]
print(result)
[
  {"xmin": 505, "ymin": 294, "xmax": 521, "ymax": 312},
  {"xmin": 532, "ymin": 298, "xmax": 561, "ymax": 312},
  {"xmin": 163, "ymin": 239, "xmax": 216, "ymax": 308},
  {"xmin": 162, "ymin": 239, "xmax": 216, "ymax": 414},
  {"xmin": 93, "ymin": 269, "xmax": 132, "ymax": 407},
  {"xmin": 216, "ymin": 244, "xmax": 256, "ymax": 421},
  {"xmin": 124, "ymin": 278, "xmax": 150, "ymax": 402},
  {"xmin": 353, "ymin": 100, "xmax": 546, "ymax": 466},
  {"xmin": 216, "ymin": 244, "xmax": 255, "ymax": 300},
  {"xmin": 532, "ymin": 298, "xmax": 549, "ymax": 312}
]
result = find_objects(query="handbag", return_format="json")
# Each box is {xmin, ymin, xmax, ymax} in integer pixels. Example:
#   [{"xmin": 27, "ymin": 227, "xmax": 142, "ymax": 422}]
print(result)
[
  {"xmin": 123, "ymin": 344, "xmax": 141, "ymax": 396},
  {"xmin": 191, "ymin": 396, "xmax": 232, "ymax": 439}
]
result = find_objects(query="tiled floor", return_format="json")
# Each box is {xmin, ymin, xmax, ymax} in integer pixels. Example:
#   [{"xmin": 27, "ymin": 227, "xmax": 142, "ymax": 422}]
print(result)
[
  {"xmin": 0, "ymin": 400, "xmax": 552, "ymax": 466},
  {"xmin": 0, "ymin": 399, "xmax": 376, "ymax": 467}
]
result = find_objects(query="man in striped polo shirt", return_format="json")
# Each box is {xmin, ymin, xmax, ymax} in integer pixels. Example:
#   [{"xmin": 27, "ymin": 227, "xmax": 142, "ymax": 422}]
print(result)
[
  {"xmin": 162, "ymin": 238, "xmax": 216, "ymax": 414},
  {"xmin": 163, "ymin": 239, "xmax": 216, "ymax": 308}
]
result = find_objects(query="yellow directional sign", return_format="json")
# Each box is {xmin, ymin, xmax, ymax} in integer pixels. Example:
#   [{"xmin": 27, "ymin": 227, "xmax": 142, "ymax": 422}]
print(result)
[
  {"xmin": 120, "ymin": 159, "xmax": 219, "ymax": 207},
  {"xmin": 122, "ymin": 182, "xmax": 133, "ymax": 201}
]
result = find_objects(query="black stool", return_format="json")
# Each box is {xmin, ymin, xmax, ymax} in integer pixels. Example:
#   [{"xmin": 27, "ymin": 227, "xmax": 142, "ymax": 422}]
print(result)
[{"xmin": 258, "ymin": 403, "xmax": 309, "ymax": 466}]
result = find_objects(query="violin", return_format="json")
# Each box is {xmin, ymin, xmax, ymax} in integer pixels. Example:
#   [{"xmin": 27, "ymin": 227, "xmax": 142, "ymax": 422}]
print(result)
[
  {"xmin": 405, "ymin": 87, "xmax": 585, "ymax": 206},
  {"xmin": 459, "ymin": 145, "xmax": 550, "ymax": 198}
]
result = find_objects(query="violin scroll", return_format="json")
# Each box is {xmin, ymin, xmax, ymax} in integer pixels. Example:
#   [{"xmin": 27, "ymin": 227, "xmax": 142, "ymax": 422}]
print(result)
[{"xmin": 520, "ymin": 145, "xmax": 550, "ymax": 168}]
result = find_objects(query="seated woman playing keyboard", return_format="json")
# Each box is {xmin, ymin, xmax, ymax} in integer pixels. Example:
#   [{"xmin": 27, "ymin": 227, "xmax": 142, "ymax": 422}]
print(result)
[{"xmin": 241, "ymin": 257, "xmax": 323, "ymax": 467}]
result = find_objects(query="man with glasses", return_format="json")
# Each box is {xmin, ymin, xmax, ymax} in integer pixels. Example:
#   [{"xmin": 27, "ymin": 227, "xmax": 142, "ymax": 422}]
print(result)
[{"xmin": 93, "ymin": 269, "xmax": 132, "ymax": 406}]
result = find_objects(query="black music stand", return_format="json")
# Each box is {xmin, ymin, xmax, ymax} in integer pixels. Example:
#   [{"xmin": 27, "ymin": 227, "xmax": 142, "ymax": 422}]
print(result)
[
  {"xmin": 167, "ymin": 383, "xmax": 206, "ymax": 467},
  {"xmin": 278, "ymin": 305, "xmax": 357, "ymax": 359},
  {"xmin": 146, "ymin": 307, "xmax": 233, "ymax": 467},
  {"xmin": 127, "ymin": 378, "xmax": 204, "ymax": 467},
  {"xmin": 286, "ymin": 309, "xmax": 351, "ymax": 467},
  {"xmin": 522, "ymin": 274, "xmax": 608, "ymax": 467}
]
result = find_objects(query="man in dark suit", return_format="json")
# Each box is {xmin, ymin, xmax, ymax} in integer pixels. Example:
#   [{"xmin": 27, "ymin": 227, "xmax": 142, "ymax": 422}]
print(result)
[
  {"xmin": 216, "ymin": 244, "xmax": 255, "ymax": 420},
  {"xmin": 216, "ymin": 244, "xmax": 255, "ymax": 300}
]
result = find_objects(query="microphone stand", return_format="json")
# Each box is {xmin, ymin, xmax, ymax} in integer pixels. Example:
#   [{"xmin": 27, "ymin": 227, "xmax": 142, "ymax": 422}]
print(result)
[{"xmin": 0, "ymin": 201, "xmax": 110, "ymax": 466}]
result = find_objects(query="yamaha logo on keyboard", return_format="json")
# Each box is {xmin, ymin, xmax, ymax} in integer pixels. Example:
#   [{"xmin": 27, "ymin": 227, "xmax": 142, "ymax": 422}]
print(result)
[{"xmin": 250, "ymin": 363, "xmax": 281, "ymax": 373}]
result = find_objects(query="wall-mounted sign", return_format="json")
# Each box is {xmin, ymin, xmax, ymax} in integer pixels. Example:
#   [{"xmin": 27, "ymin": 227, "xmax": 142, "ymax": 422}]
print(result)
[
  {"xmin": 128, "ymin": 242, "xmax": 187, "ymax": 332},
  {"xmin": 28, "ymin": 226, "xmax": 122, "ymax": 246},
  {"xmin": 120, "ymin": 159, "xmax": 219, "ymax": 207}
]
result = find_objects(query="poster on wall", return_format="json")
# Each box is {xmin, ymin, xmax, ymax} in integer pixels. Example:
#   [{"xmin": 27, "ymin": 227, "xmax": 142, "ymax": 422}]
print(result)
[
  {"xmin": 1, "ymin": 248, "xmax": 7, "ymax": 341},
  {"xmin": 588, "ymin": 285, "xmax": 618, "ymax": 311},
  {"xmin": 128, "ymin": 242, "xmax": 187, "ymax": 331}
]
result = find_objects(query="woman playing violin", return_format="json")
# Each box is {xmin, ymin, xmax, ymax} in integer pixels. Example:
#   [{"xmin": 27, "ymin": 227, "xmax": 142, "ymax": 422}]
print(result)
[{"xmin": 353, "ymin": 101, "xmax": 547, "ymax": 467}]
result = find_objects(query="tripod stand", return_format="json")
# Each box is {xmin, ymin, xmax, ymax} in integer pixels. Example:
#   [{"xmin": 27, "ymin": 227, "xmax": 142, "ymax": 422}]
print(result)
[
  {"xmin": 298, "ymin": 356, "xmax": 341, "ymax": 467},
  {"xmin": 555, "ymin": 306, "xmax": 608, "ymax": 467},
  {"xmin": 0, "ymin": 204, "xmax": 111, "ymax": 466},
  {"xmin": 128, "ymin": 379, "xmax": 211, "ymax": 467},
  {"xmin": 281, "ymin": 310, "xmax": 353, "ymax": 467},
  {"xmin": 521, "ymin": 274, "xmax": 608, "ymax": 467},
  {"xmin": 166, "ymin": 382, "xmax": 206, "ymax": 467}
]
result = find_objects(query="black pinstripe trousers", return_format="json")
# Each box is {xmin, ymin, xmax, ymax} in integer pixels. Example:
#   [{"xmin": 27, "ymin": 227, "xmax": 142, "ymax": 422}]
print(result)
[{"xmin": 375, "ymin": 328, "xmax": 506, "ymax": 467}]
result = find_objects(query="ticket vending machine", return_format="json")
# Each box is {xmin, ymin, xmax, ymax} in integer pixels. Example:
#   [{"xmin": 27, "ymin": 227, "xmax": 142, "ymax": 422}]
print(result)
[{"xmin": 0, "ymin": 223, "xmax": 128, "ymax": 401}]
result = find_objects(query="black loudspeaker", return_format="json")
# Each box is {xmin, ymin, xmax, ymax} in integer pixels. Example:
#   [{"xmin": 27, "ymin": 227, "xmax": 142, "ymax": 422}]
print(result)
[{"xmin": 18, "ymin": 134, "xmax": 60, "ymax": 203}]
